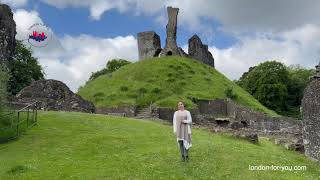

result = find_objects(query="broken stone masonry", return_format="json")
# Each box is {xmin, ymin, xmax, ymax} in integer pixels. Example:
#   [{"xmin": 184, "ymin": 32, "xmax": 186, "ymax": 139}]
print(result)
[
  {"xmin": 188, "ymin": 35, "xmax": 215, "ymax": 67},
  {"xmin": 137, "ymin": 7, "xmax": 215, "ymax": 68},
  {"xmin": 302, "ymin": 62, "xmax": 320, "ymax": 161},
  {"xmin": 14, "ymin": 79, "xmax": 95, "ymax": 113},
  {"xmin": 0, "ymin": 4, "xmax": 16, "ymax": 64},
  {"xmin": 137, "ymin": 31, "xmax": 161, "ymax": 59}
]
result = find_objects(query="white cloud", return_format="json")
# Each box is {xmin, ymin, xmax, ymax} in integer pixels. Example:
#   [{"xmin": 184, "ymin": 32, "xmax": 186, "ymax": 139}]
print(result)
[
  {"xmin": 13, "ymin": 9, "xmax": 138, "ymax": 92},
  {"xmin": 34, "ymin": 34, "xmax": 138, "ymax": 92},
  {"xmin": 47, "ymin": 34, "xmax": 138, "ymax": 91},
  {"xmin": 214, "ymin": 24, "xmax": 320, "ymax": 80},
  {"xmin": 41, "ymin": 0, "xmax": 133, "ymax": 20},
  {"xmin": 13, "ymin": 9, "xmax": 43, "ymax": 40},
  {"xmin": 0, "ymin": 0, "xmax": 28, "ymax": 7},
  {"xmin": 40, "ymin": 0, "xmax": 320, "ymax": 32}
]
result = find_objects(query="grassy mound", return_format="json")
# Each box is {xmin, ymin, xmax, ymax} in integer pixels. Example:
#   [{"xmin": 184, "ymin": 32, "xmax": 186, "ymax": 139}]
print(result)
[
  {"xmin": 78, "ymin": 56, "xmax": 277, "ymax": 116},
  {"xmin": 0, "ymin": 111, "xmax": 319, "ymax": 179}
]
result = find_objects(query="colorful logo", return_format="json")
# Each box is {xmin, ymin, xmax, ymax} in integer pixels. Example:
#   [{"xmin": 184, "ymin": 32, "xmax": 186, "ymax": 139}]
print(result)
[
  {"xmin": 27, "ymin": 23, "xmax": 52, "ymax": 47},
  {"xmin": 29, "ymin": 31, "xmax": 47, "ymax": 42}
]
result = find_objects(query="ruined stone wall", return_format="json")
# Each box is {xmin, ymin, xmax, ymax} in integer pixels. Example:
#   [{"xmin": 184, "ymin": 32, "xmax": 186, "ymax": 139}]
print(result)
[
  {"xmin": 197, "ymin": 99, "xmax": 227, "ymax": 116},
  {"xmin": 137, "ymin": 31, "xmax": 161, "ymax": 60},
  {"xmin": 137, "ymin": 6, "xmax": 214, "ymax": 64},
  {"xmin": 302, "ymin": 65, "xmax": 320, "ymax": 161},
  {"xmin": 226, "ymin": 100, "xmax": 301, "ymax": 133},
  {"xmin": 14, "ymin": 79, "xmax": 95, "ymax": 113},
  {"xmin": 188, "ymin": 35, "xmax": 215, "ymax": 68},
  {"xmin": 156, "ymin": 99, "xmax": 301, "ymax": 135},
  {"xmin": 95, "ymin": 106, "xmax": 136, "ymax": 117},
  {"xmin": 191, "ymin": 99, "xmax": 302, "ymax": 134},
  {"xmin": 0, "ymin": 4, "xmax": 16, "ymax": 64}
]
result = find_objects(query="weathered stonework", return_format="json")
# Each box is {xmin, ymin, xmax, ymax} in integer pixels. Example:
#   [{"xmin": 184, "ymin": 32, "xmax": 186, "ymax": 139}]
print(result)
[
  {"xmin": 156, "ymin": 99, "xmax": 303, "ymax": 152},
  {"xmin": 159, "ymin": 7, "xmax": 181, "ymax": 56},
  {"xmin": 158, "ymin": 99, "xmax": 302, "ymax": 135},
  {"xmin": 137, "ymin": 6, "xmax": 214, "ymax": 66},
  {"xmin": 95, "ymin": 106, "xmax": 136, "ymax": 117},
  {"xmin": 188, "ymin": 35, "xmax": 215, "ymax": 67},
  {"xmin": 14, "ymin": 79, "xmax": 95, "ymax": 113},
  {"xmin": 137, "ymin": 31, "xmax": 161, "ymax": 60},
  {"xmin": 0, "ymin": 4, "xmax": 16, "ymax": 64},
  {"xmin": 302, "ymin": 62, "xmax": 320, "ymax": 161}
]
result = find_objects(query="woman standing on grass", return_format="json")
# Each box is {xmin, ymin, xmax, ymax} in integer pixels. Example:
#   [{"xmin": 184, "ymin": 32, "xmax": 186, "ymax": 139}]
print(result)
[{"xmin": 173, "ymin": 101, "xmax": 192, "ymax": 162}]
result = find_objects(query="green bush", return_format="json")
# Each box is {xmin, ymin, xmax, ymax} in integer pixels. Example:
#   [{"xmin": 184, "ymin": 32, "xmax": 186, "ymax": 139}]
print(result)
[
  {"xmin": 89, "ymin": 59, "xmax": 131, "ymax": 81},
  {"xmin": 120, "ymin": 86, "xmax": 129, "ymax": 92},
  {"xmin": 225, "ymin": 87, "xmax": 238, "ymax": 100},
  {"xmin": 151, "ymin": 87, "xmax": 161, "ymax": 94},
  {"xmin": 137, "ymin": 87, "xmax": 147, "ymax": 96}
]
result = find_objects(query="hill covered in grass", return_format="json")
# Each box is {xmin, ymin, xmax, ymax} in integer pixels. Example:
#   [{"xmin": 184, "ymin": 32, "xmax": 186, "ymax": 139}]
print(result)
[
  {"xmin": 78, "ymin": 56, "xmax": 277, "ymax": 116},
  {"xmin": 0, "ymin": 111, "xmax": 319, "ymax": 179}
]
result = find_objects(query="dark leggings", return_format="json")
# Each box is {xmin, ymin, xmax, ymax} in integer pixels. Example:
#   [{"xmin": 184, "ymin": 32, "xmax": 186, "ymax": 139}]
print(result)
[{"xmin": 178, "ymin": 140, "xmax": 188, "ymax": 157}]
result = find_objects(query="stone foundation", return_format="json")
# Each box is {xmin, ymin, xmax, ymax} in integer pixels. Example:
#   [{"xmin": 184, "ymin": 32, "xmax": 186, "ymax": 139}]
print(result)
[{"xmin": 95, "ymin": 106, "xmax": 136, "ymax": 117}]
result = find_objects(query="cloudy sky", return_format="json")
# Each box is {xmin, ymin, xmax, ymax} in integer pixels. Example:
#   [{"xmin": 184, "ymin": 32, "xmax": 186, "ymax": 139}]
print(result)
[{"xmin": 1, "ymin": 0, "xmax": 320, "ymax": 91}]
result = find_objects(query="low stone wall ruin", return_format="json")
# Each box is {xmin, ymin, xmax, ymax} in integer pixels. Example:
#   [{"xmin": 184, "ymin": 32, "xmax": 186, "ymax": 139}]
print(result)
[
  {"xmin": 157, "ymin": 99, "xmax": 302, "ymax": 135},
  {"xmin": 95, "ymin": 106, "xmax": 136, "ymax": 117}
]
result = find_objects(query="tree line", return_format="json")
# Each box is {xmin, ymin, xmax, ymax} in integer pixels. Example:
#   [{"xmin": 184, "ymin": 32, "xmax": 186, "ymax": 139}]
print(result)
[{"xmin": 236, "ymin": 61, "xmax": 315, "ymax": 118}]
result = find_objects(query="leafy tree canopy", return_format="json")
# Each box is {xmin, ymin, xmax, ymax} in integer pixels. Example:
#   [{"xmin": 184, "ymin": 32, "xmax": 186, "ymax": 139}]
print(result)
[
  {"xmin": 7, "ymin": 40, "xmax": 44, "ymax": 95},
  {"xmin": 236, "ymin": 61, "xmax": 314, "ymax": 117},
  {"xmin": 89, "ymin": 59, "xmax": 131, "ymax": 81}
]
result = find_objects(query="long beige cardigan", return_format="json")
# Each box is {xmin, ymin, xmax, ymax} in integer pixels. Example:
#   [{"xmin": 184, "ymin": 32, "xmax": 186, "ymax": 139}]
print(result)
[{"xmin": 173, "ymin": 110, "xmax": 192, "ymax": 149}]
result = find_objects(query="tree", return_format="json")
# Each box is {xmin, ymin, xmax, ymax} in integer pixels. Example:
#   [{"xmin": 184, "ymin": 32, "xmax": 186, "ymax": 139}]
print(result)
[
  {"xmin": 237, "ymin": 61, "xmax": 315, "ymax": 117},
  {"xmin": 7, "ymin": 40, "xmax": 44, "ymax": 95},
  {"xmin": 237, "ymin": 61, "xmax": 290, "ymax": 114},
  {"xmin": 89, "ymin": 59, "xmax": 131, "ymax": 81},
  {"xmin": 285, "ymin": 65, "xmax": 315, "ymax": 117}
]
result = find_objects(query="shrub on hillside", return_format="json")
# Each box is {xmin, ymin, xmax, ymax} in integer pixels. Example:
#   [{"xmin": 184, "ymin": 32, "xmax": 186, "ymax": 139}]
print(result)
[
  {"xmin": 225, "ymin": 87, "xmax": 238, "ymax": 100},
  {"xmin": 89, "ymin": 59, "xmax": 131, "ymax": 81}
]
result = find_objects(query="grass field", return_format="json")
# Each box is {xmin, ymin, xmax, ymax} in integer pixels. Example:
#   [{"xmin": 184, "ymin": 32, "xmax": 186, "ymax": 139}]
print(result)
[
  {"xmin": 0, "ymin": 110, "xmax": 34, "ymax": 143},
  {"xmin": 78, "ymin": 56, "xmax": 278, "ymax": 116},
  {"xmin": 0, "ymin": 111, "xmax": 319, "ymax": 179}
]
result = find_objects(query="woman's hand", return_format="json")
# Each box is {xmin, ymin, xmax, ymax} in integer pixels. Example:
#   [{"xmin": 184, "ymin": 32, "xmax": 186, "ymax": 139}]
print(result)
[{"xmin": 182, "ymin": 120, "xmax": 188, "ymax": 123}]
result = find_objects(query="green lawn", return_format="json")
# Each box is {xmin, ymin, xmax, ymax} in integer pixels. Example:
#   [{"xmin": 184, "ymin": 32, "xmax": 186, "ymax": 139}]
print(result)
[
  {"xmin": 78, "ymin": 56, "xmax": 278, "ymax": 116},
  {"xmin": 0, "ymin": 111, "xmax": 319, "ymax": 179}
]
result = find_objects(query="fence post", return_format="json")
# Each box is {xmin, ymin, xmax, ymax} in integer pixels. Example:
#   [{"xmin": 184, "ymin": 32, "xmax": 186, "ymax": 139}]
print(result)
[
  {"xmin": 32, "ymin": 109, "xmax": 35, "ymax": 125},
  {"xmin": 16, "ymin": 111, "xmax": 20, "ymax": 137},
  {"xmin": 35, "ymin": 109, "xmax": 38, "ymax": 125},
  {"xmin": 27, "ymin": 110, "xmax": 30, "ymax": 128}
]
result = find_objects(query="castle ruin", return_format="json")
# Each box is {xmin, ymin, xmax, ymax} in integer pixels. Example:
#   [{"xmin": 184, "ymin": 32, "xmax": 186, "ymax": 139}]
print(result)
[
  {"xmin": 137, "ymin": 7, "xmax": 215, "ymax": 68},
  {"xmin": 0, "ymin": 4, "xmax": 16, "ymax": 64},
  {"xmin": 302, "ymin": 62, "xmax": 320, "ymax": 161}
]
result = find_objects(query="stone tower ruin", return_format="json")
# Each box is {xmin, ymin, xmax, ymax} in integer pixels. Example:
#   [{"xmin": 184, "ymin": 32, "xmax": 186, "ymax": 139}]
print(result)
[
  {"xmin": 302, "ymin": 62, "xmax": 320, "ymax": 161},
  {"xmin": 188, "ymin": 35, "xmax": 215, "ymax": 67},
  {"xmin": 137, "ymin": 6, "xmax": 215, "ymax": 68},
  {"xmin": 137, "ymin": 31, "xmax": 161, "ymax": 60},
  {"xmin": 159, "ymin": 7, "xmax": 182, "ymax": 57},
  {"xmin": 0, "ymin": 4, "xmax": 16, "ymax": 64}
]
